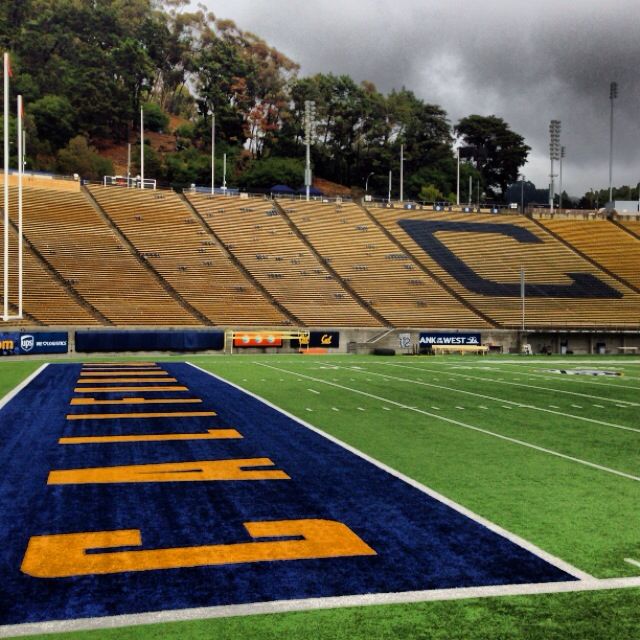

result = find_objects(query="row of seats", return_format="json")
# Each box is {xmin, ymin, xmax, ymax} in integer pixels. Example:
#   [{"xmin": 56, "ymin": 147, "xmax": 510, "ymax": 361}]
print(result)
[
  {"xmin": 7, "ymin": 187, "xmax": 195, "ymax": 325},
  {"xmin": 2, "ymin": 186, "xmax": 638, "ymax": 329},
  {"xmin": 537, "ymin": 218, "xmax": 640, "ymax": 290},
  {"xmin": 373, "ymin": 209, "xmax": 640, "ymax": 328},
  {"xmin": 0, "ymin": 215, "xmax": 98, "ymax": 325},
  {"xmin": 282, "ymin": 200, "xmax": 490, "ymax": 327},
  {"xmin": 186, "ymin": 194, "xmax": 380, "ymax": 327},
  {"xmin": 89, "ymin": 186, "xmax": 287, "ymax": 326}
]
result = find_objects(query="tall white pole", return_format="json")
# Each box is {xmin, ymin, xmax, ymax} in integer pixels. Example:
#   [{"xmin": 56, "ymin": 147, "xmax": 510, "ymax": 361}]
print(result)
[
  {"xmin": 126, "ymin": 142, "xmax": 131, "ymax": 187},
  {"xmin": 400, "ymin": 144, "xmax": 404, "ymax": 202},
  {"xmin": 520, "ymin": 267, "xmax": 525, "ymax": 332},
  {"xmin": 609, "ymin": 83, "xmax": 617, "ymax": 204},
  {"xmin": 140, "ymin": 107, "xmax": 144, "ymax": 190},
  {"xmin": 456, "ymin": 147, "xmax": 460, "ymax": 206},
  {"xmin": 388, "ymin": 170, "xmax": 392, "ymax": 202},
  {"xmin": 3, "ymin": 52, "xmax": 9, "ymax": 321},
  {"xmin": 304, "ymin": 100, "xmax": 314, "ymax": 202},
  {"xmin": 468, "ymin": 176, "xmax": 472, "ymax": 206},
  {"xmin": 17, "ymin": 94, "xmax": 22, "ymax": 318},
  {"xmin": 222, "ymin": 153, "xmax": 227, "ymax": 192},
  {"xmin": 559, "ymin": 146, "xmax": 564, "ymax": 211},
  {"xmin": 211, "ymin": 112, "xmax": 215, "ymax": 194}
]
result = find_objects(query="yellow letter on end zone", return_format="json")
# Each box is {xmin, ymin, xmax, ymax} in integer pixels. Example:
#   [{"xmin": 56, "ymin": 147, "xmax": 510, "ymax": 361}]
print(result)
[{"xmin": 21, "ymin": 519, "xmax": 376, "ymax": 577}]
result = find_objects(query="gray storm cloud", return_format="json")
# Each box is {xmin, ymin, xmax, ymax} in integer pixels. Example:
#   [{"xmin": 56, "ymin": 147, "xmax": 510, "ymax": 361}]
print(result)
[{"xmin": 201, "ymin": 0, "xmax": 640, "ymax": 195}]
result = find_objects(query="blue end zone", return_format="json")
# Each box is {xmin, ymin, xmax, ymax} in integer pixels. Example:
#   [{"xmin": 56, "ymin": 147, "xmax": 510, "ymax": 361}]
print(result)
[{"xmin": 0, "ymin": 363, "xmax": 576, "ymax": 626}]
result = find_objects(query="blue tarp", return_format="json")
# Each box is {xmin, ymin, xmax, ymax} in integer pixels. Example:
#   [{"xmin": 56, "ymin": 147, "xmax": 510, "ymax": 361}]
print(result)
[
  {"xmin": 297, "ymin": 186, "xmax": 323, "ymax": 196},
  {"xmin": 75, "ymin": 330, "xmax": 225, "ymax": 352},
  {"xmin": 270, "ymin": 184, "xmax": 296, "ymax": 194}
]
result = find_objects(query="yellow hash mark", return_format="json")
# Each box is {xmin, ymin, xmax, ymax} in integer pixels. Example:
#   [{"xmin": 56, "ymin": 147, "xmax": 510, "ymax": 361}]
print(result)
[
  {"xmin": 59, "ymin": 429, "xmax": 242, "ymax": 444},
  {"xmin": 66, "ymin": 410, "xmax": 216, "ymax": 420}
]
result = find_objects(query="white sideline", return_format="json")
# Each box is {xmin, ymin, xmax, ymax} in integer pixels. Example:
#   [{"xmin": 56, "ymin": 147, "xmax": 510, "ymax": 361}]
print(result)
[
  {"xmin": 3, "ymin": 576, "xmax": 640, "ymax": 638},
  {"xmin": 0, "ymin": 363, "xmax": 48, "ymax": 411}
]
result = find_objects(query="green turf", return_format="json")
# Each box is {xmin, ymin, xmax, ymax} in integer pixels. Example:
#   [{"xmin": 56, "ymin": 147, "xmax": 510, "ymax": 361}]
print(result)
[{"xmin": 2, "ymin": 354, "xmax": 640, "ymax": 639}]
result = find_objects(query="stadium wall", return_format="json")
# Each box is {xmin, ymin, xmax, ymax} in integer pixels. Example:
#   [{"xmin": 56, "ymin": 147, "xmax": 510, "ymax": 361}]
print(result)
[{"xmin": 1, "ymin": 327, "xmax": 639, "ymax": 357}]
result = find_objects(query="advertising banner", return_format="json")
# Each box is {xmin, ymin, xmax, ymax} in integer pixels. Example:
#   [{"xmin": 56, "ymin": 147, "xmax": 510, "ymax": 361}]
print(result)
[
  {"xmin": 0, "ymin": 333, "xmax": 21, "ymax": 356},
  {"xmin": 292, "ymin": 331, "xmax": 340, "ymax": 349},
  {"xmin": 419, "ymin": 332, "xmax": 482, "ymax": 346},
  {"xmin": 233, "ymin": 332, "xmax": 283, "ymax": 348},
  {"xmin": 0, "ymin": 332, "xmax": 68, "ymax": 356}
]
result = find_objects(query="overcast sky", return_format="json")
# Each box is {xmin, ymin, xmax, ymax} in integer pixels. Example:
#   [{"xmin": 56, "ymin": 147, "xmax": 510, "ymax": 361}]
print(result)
[{"xmin": 200, "ymin": 0, "xmax": 640, "ymax": 196}]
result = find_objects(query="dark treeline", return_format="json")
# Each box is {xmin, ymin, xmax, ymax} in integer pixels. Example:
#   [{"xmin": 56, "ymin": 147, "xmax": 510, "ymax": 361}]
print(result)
[{"xmin": 0, "ymin": 0, "xmax": 531, "ymax": 200}]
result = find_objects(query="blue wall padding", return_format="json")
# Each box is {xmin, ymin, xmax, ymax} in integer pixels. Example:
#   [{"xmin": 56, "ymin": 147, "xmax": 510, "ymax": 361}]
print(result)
[
  {"xmin": 75, "ymin": 330, "xmax": 224, "ymax": 352},
  {"xmin": 0, "ymin": 363, "xmax": 575, "ymax": 626}
]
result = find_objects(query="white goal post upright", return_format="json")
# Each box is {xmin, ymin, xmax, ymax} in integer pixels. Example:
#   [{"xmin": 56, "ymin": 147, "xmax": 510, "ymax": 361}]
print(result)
[
  {"xmin": 17, "ymin": 93, "xmax": 23, "ymax": 318},
  {"xmin": 3, "ymin": 52, "xmax": 9, "ymax": 321},
  {"xmin": 2, "ymin": 51, "xmax": 24, "ymax": 321}
]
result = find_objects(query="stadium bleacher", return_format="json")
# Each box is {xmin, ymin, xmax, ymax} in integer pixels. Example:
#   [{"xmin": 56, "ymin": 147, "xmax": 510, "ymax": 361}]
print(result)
[
  {"xmin": 1, "ymin": 185, "xmax": 639, "ymax": 331},
  {"xmin": 373, "ymin": 208, "xmax": 640, "ymax": 328},
  {"xmin": 187, "ymin": 193, "xmax": 381, "ymax": 327},
  {"xmin": 89, "ymin": 186, "xmax": 288, "ymax": 326},
  {"xmin": 282, "ymin": 200, "xmax": 491, "ymax": 328},
  {"xmin": 537, "ymin": 218, "xmax": 640, "ymax": 291},
  {"xmin": 7, "ymin": 186, "xmax": 196, "ymax": 325}
]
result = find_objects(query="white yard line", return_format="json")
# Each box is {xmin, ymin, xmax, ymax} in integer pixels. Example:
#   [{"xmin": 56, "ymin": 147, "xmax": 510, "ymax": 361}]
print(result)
[
  {"xmin": 0, "ymin": 363, "xmax": 49, "ymax": 411},
  {"xmin": 624, "ymin": 558, "xmax": 640, "ymax": 569},
  {"xmin": 461, "ymin": 361, "xmax": 640, "ymax": 391},
  {"xmin": 375, "ymin": 362, "xmax": 639, "ymax": 407},
  {"xmin": 251, "ymin": 362, "xmax": 640, "ymax": 487},
  {"xmin": 352, "ymin": 363, "xmax": 640, "ymax": 436}
]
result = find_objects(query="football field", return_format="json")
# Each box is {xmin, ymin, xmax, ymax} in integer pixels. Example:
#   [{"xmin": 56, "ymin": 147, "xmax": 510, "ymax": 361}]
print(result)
[{"xmin": 0, "ymin": 354, "xmax": 639, "ymax": 639}]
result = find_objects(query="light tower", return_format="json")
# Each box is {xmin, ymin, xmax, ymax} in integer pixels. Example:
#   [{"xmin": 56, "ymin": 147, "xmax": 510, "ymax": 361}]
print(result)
[
  {"xmin": 559, "ymin": 145, "xmax": 565, "ymax": 211},
  {"xmin": 608, "ymin": 81, "xmax": 618, "ymax": 204},
  {"xmin": 549, "ymin": 120, "xmax": 561, "ymax": 213},
  {"xmin": 303, "ymin": 100, "xmax": 316, "ymax": 201}
]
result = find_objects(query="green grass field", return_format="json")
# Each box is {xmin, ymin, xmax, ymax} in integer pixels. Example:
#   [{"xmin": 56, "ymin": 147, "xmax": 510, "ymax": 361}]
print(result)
[{"xmin": 2, "ymin": 354, "xmax": 639, "ymax": 639}]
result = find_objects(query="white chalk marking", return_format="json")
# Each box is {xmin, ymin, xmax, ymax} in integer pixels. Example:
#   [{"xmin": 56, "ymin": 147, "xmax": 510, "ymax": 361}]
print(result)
[{"xmin": 0, "ymin": 363, "xmax": 49, "ymax": 411}]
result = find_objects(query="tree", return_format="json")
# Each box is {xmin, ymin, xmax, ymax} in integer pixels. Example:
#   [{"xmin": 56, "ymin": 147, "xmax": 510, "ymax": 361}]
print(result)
[
  {"xmin": 238, "ymin": 157, "xmax": 304, "ymax": 189},
  {"xmin": 56, "ymin": 135, "xmax": 113, "ymax": 180},
  {"xmin": 455, "ymin": 115, "xmax": 529, "ymax": 199},
  {"xmin": 142, "ymin": 101, "xmax": 169, "ymax": 133},
  {"xmin": 30, "ymin": 95, "xmax": 76, "ymax": 150}
]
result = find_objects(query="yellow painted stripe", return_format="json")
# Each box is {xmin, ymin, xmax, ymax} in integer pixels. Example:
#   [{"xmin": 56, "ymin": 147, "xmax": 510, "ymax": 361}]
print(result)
[
  {"xmin": 80, "ymin": 372, "xmax": 170, "ymax": 377},
  {"xmin": 77, "ymin": 378, "xmax": 177, "ymax": 383},
  {"xmin": 74, "ymin": 386, "xmax": 189, "ymax": 393},
  {"xmin": 48, "ymin": 458, "xmax": 289, "ymax": 484},
  {"xmin": 82, "ymin": 368, "xmax": 162, "ymax": 372},
  {"xmin": 66, "ymin": 411, "xmax": 216, "ymax": 420},
  {"xmin": 59, "ymin": 429, "xmax": 242, "ymax": 444},
  {"xmin": 83, "ymin": 362, "xmax": 158, "ymax": 366},
  {"xmin": 70, "ymin": 397, "xmax": 202, "ymax": 406}
]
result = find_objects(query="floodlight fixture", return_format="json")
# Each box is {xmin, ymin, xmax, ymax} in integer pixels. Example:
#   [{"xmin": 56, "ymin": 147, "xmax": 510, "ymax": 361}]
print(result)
[{"xmin": 609, "ymin": 82, "xmax": 618, "ymax": 203}]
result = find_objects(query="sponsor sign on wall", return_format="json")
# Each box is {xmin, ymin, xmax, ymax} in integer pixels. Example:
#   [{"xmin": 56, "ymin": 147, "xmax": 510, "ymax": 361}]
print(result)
[
  {"xmin": 292, "ymin": 331, "xmax": 341, "ymax": 349},
  {"xmin": 233, "ymin": 332, "xmax": 283, "ymax": 348},
  {"xmin": 419, "ymin": 332, "xmax": 482, "ymax": 346},
  {"xmin": 0, "ymin": 332, "xmax": 68, "ymax": 356}
]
